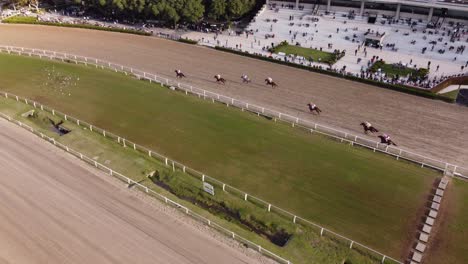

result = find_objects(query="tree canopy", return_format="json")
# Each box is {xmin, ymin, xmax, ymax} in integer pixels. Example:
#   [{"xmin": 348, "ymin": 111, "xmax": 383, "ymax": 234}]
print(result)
[{"xmin": 5, "ymin": 0, "xmax": 261, "ymax": 25}]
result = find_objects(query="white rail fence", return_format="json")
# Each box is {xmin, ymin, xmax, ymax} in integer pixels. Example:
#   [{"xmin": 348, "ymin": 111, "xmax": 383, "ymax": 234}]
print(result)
[
  {"xmin": 2, "ymin": 93, "xmax": 402, "ymax": 264},
  {"xmin": 0, "ymin": 111, "xmax": 291, "ymax": 264},
  {"xmin": 1, "ymin": 45, "xmax": 465, "ymax": 180}
]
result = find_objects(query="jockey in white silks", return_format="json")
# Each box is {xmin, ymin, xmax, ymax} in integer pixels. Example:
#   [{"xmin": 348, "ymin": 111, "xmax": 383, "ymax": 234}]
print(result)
[
  {"xmin": 216, "ymin": 74, "xmax": 221, "ymax": 80},
  {"xmin": 383, "ymin": 134, "xmax": 390, "ymax": 142},
  {"xmin": 267, "ymin": 77, "xmax": 273, "ymax": 83},
  {"xmin": 176, "ymin": 69, "xmax": 181, "ymax": 74},
  {"xmin": 242, "ymin": 74, "xmax": 249, "ymax": 81},
  {"xmin": 364, "ymin": 121, "xmax": 372, "ymax": 129}
]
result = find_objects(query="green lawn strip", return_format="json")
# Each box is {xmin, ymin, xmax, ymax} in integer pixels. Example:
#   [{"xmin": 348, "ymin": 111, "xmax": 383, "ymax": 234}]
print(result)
[
  {"xmin": 272, "ymin": 43, "xmax": 336, "ymax": 64},
  {"xmin": 425, "ymin": 178, "xmax": 468, "ymax": 264},
  {"xmin": 369, "ymin": 61, "xmax": 428, "ymax": 80},
  {"xmin": 0, "ymin": 52, "xmax": 440, "ymax": 256},
  {"xmin": 438, "ymin": 89, "xmax": 460, "ymax": 100},
  {"xmin": 2, "ymin": 16, "xmax": 151, "ymax": 36},
  {"xmin": 0, "ymin": 99, "xmax": 388, "ymax": 264}
]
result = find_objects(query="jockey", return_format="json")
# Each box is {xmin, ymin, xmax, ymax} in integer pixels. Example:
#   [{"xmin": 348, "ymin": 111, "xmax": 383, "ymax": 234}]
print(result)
[
  {"xmin": 216, "ymin": 74, "xmax": 221, "ymax": 80},
  {"xmin": 383, "ymin": 134, "xmax": 390, "ymax": 142},
  {"xmin": 242, "ymin": 74, "xmax": 248, "ymax": 81},
  {"xmin": 176, "ymin": 69, "xmax": 181, "ymax": 74},
  {"xmin": 364, "ymin": 121, "xmax": 372, "ymax": 128},
  {"xmin": 309, "ymin": 102, "xmax": 317, "ymax": 110},
  {"xmin": 267, "ymin": 77, "xmax": 273, "ymax": 83}
]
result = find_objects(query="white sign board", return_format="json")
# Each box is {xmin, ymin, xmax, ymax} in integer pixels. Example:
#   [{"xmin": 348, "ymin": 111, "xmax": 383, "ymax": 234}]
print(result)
[{"xmin": 203, "ymin": 182, "xmax": 215, "ymax": 196}]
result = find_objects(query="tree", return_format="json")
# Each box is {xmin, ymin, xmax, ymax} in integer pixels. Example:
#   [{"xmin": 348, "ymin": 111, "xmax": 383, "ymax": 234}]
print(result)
[
  {"xmin": 208, "ymin": 0, "xmax": 226, "ymax": 21},
  {"xmin": 227, "ymin": 0, "xmax": 243, "ymax": 19},
  {"xmin": 181, "ymin": 0, "xmax": 204, "ymax": 23},
  {"xmin": 151, "ymin": 0, "xmax": 180, "ymax": 27}
]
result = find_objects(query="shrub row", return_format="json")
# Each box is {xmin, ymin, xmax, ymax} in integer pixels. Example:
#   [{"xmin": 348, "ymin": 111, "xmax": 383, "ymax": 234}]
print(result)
[
  {"xmin": 2, "ymin": 16, "xmax": 151, "ymax": 36},
  {"xmin": 177, "ymin": 38, "xmax": 198, "ymax": 45},
  {"xmin": 214, "ymin": 46, "xmax": 455, "ymax": 103}
]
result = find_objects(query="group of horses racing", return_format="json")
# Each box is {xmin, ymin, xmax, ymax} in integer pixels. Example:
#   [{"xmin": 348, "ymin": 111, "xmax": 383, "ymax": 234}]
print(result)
[
  {"xmin": 176, "ymin": 69, "xmax": 278, "ymax": 87},
  {"xmin": 175, "ymin": 69, "xmax": 397, "ymax": 146}
]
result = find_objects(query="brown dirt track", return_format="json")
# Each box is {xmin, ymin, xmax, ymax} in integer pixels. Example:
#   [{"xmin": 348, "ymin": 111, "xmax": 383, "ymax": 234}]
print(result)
[
  {"xmin": 0, "ymin": 117, "xmax": 270, "ymax": 264},
  {"xmin": 0, "ymin": 24, "xmax": 467, "ymax": 166}
]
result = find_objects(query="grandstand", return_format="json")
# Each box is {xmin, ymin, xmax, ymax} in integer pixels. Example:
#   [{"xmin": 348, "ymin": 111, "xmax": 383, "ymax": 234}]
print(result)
[{"xmin": 265, "ymin": 0, "xmax": 468, "ymax": 20}]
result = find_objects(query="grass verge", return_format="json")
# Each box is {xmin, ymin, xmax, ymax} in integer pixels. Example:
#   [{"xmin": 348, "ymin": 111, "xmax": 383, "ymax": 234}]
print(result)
[
  {"xmin": 0, "ymin": 52, "xmax": 441, "ymax": 257},
  {"xmin": 438, "ymin": 89, "xmax": 460, "ymax": 100},
  {"xmin": 424, "ymin": 178, "xmax": 468, "ymax": 264}
]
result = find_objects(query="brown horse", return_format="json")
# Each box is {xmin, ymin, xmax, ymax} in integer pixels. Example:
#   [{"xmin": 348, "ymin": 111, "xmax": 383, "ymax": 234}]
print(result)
[
  {"xmin": 214, "ymin": 75, "xmax": 226, "ymax": 84},
  {"xmin": 307, "ymin": 103, "xmax": 322, "ymax": 114},
  {"xmin": 265, "ymin": 79, "xmax": 278, "ymax": 88},
  {"xmin": 378, "ymin": 135, "xmax": 397, "ymax": 146},
  {"xmin": 360, "ymin": 122, "xmax": 379, "ymax": 134},
  {"xmin": 175, "ymin": 70, "xmax": 186, "ymax": 78}
]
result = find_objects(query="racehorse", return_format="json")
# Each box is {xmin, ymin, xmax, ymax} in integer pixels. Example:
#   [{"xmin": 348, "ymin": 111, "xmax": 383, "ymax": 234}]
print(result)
[
  {"xmin": 214, "ymin": 75, "xmax": 226, "ymax": 84},
  {"xmin": 360, "ymin": 122, "xmax": 379, "ymax": 134},
  {"xmin": 175, "ymin": 70, "xmax": 186, "ymax": 78},
  {"xmin": 241, "ymin": 75, "xmax": 251, "ymax": 83},
  {"xmin": 378, "ymin": 135, "xmax": 397, "ymax": 146},
  {"xmin": 265, "ymin": 78, "xmax": 278, "ymax": 88},
  {"xmin": 307, "ymin": 103, "xmax": 322, "ymax": 114}
]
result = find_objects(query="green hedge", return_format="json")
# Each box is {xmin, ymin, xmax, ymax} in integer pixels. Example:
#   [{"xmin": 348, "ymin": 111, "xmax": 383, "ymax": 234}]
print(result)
[
  {"xmin": 177, "ymin": 38, "xmax": 198, "ymax": 45},
  {"xmin": 2, "ymin": 16, "xmax": 151, "ymax": 36},
  {"xmin": 214, "ymin": 46, "xmax": 455, "ymax": 103}
]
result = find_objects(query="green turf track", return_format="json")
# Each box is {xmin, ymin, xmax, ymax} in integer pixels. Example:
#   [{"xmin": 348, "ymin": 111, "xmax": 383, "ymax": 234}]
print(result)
[
  {"xmin": 426, "ymin": 178, "xmax": 468, "ymax": 264},
  {"xmin": 0, "ymin": 53, "xmax": 440, "ymax": 256}
]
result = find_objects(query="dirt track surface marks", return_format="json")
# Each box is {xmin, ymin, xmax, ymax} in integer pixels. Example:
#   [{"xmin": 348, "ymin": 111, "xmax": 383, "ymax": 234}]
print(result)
[
  {"xmin": 0, "ymin": 24, "xmax": 467, "ymax": 166},
  {"xmin": 0, "ymin": 117, "xmax": 269, "ymax": 264}
]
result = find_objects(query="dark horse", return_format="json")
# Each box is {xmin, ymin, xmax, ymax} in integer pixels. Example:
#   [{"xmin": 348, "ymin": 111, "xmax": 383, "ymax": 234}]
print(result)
[
  {"xmin": 378, "ymin": 135, "xmax": 397, "ymax": 146},
  {"xmin": 307, "ymin": 103, "xmax": 322, "ymax": 114},
  {"xmin": 360, "ymin": 122, "xmax": 379, "ymax": 134},
  {"xmin": 214, "ymin": 75, "xmax": 226, "ymax": 84},
  {"xmin": 265, "ymin": 79, "xmax": 278, "ymax": 88},
  {"xmin": 175, "ymin": 70, "xmax": 186, "ymax": 78}
]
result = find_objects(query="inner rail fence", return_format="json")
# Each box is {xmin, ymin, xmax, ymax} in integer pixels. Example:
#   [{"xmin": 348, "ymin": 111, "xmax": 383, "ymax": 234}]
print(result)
[
  {"xmin": 1, "ymin": 45, "xmax": 466, "ymax": 263},
  {"xmin": 1, "ymin": 45, "xmax": 466, "ymax": 179},
  {"xmin": 0, "ymin": 92, "xmax": 403, "ymax": 264},
  {"xmin": 0, "ymin": 112, "xmax": 291, "ymax": 264}
]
